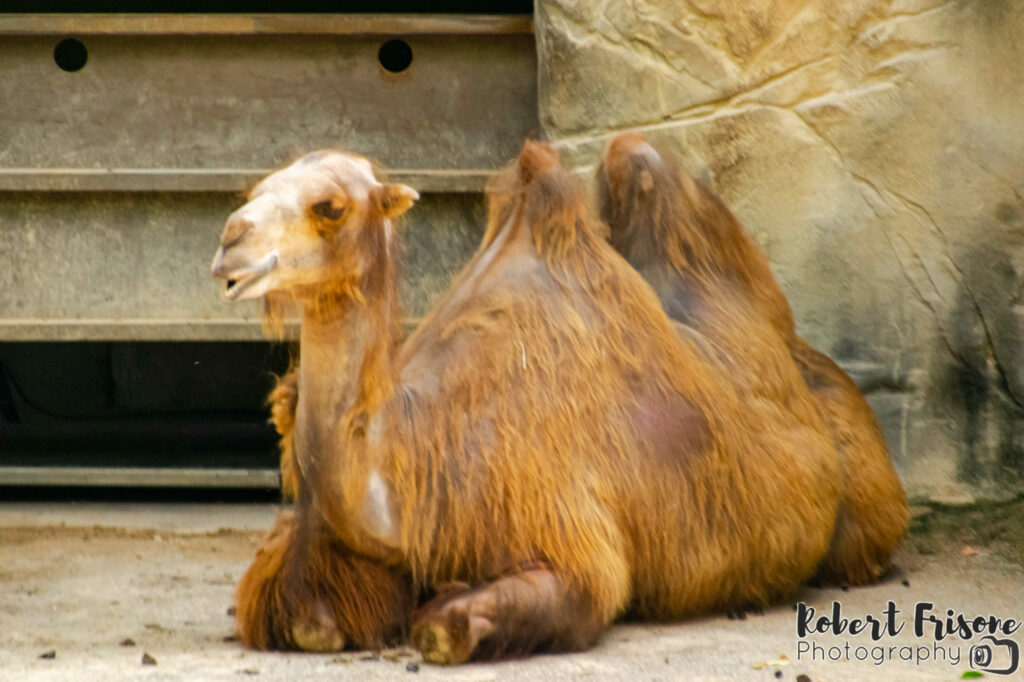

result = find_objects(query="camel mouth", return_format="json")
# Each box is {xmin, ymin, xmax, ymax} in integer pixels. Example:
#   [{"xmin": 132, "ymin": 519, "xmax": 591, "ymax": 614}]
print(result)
[{"xmin": 222, "ymin": 253, "xmax": 278, "ymax": 301}]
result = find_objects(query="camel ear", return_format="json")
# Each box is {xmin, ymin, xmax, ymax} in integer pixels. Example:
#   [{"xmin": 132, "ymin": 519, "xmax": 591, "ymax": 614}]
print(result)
[{"xmin": 372, "ymin": 183, "xmax": 419, "ymax": 219}]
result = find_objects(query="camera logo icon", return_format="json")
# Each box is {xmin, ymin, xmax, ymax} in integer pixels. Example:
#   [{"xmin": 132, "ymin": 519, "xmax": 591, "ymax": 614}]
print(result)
[{"xmin": 969, "ymin": 635, "xmax": 1020, "ymax": 675}]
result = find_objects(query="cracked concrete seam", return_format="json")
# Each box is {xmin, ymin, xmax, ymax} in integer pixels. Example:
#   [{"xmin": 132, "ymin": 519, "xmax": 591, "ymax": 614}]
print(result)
[
  {"xmin": 789, "ymin": 109, "xmax": 1024, "ymax": 414},
  {"xmin": 543, "ymin": 0, "xmax": 743, "ymax": 77},
  {"xmin": 549, "ymin": 50, "xmax": 908, "ymax": 150},
  {"xmin": 856, "ymin": 0, "xmax": 960, "ymax": 43},
  {"xmin": 541, "ymin": 0, "xmax": 957, "ymax": 143}
]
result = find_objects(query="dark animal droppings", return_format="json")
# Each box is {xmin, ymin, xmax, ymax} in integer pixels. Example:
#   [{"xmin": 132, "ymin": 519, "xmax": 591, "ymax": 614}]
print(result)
[
  {"xmin": 39, "ymin": 650, "xmax": 56, "ymax": 659},
  {"xmin": 406, "ymin": 662, "xmax": 420, "ymax": 672},
  {"xmin": 142, "ymin": 653, "xmax": 157, "ymax": 665}
]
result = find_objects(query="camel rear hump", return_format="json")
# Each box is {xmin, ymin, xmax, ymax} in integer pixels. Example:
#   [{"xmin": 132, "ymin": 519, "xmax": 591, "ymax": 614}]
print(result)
[{"xmin": 597, "ymin": 131, "xmax": 909, "ymax": 589}]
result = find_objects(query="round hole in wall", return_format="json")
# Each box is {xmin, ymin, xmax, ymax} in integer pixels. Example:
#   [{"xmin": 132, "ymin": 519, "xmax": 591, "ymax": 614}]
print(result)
[
  {"xmin": 54, "ymin": 38, "xmax": 88, "ymax": 72},
  {"xmin": 378, "ymin": 39, "xmax": 412, "ymax": 74}
]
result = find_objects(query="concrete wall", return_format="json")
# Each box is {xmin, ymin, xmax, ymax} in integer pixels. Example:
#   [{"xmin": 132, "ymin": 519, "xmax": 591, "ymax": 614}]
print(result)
[{"xmin": 536, "ymin": 0, "xmax": 1024, "ymax": 502}]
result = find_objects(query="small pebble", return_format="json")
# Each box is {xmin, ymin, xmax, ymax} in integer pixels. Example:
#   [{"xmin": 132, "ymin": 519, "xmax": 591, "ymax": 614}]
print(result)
[
  {"xmin": 901, "ymin": 579, "xmax": 910, "ymax": 587},
  {"xmin": 796, "ymin": 675, "xmax": 812, "ymax": 682},
  {"xmin": 39, "ymin": 650, "xmax": 56, "ymax": 660},
  {"xmin": 227, "ymin": 606, "xmax": 237, "ymax": 617},
  {"xmin": 406, "ymin": 662, "xmax": 420, "ymax": 673},
  {"xmin": 119, "ymin": 638, "xmax": 136, "ymax": 647},
  {"xmin": 142, "ymin": 653, "xmax": 157, "ymax": 666},
  {"xmin": 775, "ymin": 671, "xmax": 783, "ymax": 679}
]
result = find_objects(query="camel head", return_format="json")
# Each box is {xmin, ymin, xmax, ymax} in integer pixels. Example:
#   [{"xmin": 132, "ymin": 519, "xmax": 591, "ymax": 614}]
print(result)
[{"xmin": 212, "ymin": 150, "xmax": 418, "ymax": 303}]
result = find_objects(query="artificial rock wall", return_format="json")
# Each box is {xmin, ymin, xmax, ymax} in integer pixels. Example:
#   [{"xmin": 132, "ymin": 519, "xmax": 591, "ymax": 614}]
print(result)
[{"xmin": 535, "ymin": 0, "xmax": 1024, "ymax": 502}]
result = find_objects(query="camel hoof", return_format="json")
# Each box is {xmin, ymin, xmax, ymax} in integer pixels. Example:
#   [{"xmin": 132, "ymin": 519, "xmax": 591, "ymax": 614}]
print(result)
[
  {"xmin": 412, "ymin": 607, "xmax": 473, "ymax": 665},
  {"xmin": 291, "ymin": 605, "xmax": 346, "ymax": 653},
  {"xmin": 413, "ymin": 621, "xmax": 456, "ymax": 665}
]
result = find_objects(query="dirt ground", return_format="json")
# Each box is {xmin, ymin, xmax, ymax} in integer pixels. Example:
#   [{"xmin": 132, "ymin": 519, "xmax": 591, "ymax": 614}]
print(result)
[{"xmin": 1, "ymin": 500, "xmax": 1022, "ymax": 681}]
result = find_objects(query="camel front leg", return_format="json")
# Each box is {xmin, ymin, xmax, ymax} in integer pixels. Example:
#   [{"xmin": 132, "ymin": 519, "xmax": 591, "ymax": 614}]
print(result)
[
  {"xmin": 235, "ymin": 507, "xmax": 412, "ymax": 652},
  {"xmin": 410, "ymin": 565, "xmax": 610, "ymax": 664}
]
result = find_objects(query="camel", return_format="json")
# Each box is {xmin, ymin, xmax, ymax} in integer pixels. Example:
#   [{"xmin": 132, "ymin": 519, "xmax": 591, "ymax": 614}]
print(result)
[
  {"xmin": 212, "ymin": 141, "xmax": 846, "ymax": 663},
  {"xmin": 596, "ymin": 132, "xmax": 910, "ymax": 586}
]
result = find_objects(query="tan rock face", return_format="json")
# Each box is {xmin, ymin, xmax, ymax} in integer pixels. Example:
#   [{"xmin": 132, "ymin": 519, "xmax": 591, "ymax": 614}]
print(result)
[{"xmin": 537, "ymin": 0, "xmax": 1024, "ymax": 501}]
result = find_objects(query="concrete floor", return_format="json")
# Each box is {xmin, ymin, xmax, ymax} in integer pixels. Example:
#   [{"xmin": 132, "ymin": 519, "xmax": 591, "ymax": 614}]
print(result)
[{"xmin": 1, "ymin": 502, "xmax": 1021, "ymax": 681}]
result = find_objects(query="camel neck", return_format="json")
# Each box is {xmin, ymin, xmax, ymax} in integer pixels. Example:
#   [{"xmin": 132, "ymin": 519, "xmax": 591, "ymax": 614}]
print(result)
[{"xmin": 297, "ymin": 290, "xmax": 396, "ymax": 429}]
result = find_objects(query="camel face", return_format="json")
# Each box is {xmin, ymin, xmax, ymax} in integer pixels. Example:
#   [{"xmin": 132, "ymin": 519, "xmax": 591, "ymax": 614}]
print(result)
[{"xmin": 211, "ymin": 150, "xmax": 416, "ymax": 301}]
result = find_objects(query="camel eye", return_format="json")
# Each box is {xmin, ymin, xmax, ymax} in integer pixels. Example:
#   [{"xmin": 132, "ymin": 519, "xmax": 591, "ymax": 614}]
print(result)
[{"xmin": 312, "ymin": 200, "xmax": 346, "ymax": 221}]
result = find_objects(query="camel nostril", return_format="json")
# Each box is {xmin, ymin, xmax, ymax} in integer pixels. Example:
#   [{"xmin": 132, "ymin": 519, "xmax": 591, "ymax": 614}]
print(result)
[{"xmin": 224, "ymin": 217, "xmax": 255, "ymax": 247}]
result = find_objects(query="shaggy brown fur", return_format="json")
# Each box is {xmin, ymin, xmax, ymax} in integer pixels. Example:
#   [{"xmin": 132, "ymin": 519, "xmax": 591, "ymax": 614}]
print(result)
[
  {"xmin": 235, "ymin": 503, "xmax": 411, "ymax": 651},
  {"xmin": 267, "ymin": 367, "xmax": 299, "ymax": 501},
  {"xmin": 596, "ymin": 132, "xmax": 910, "ymax": 586},
  {"xmin": 215, "ymin": 142, "xmax": 848, "ymax": 663}
]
